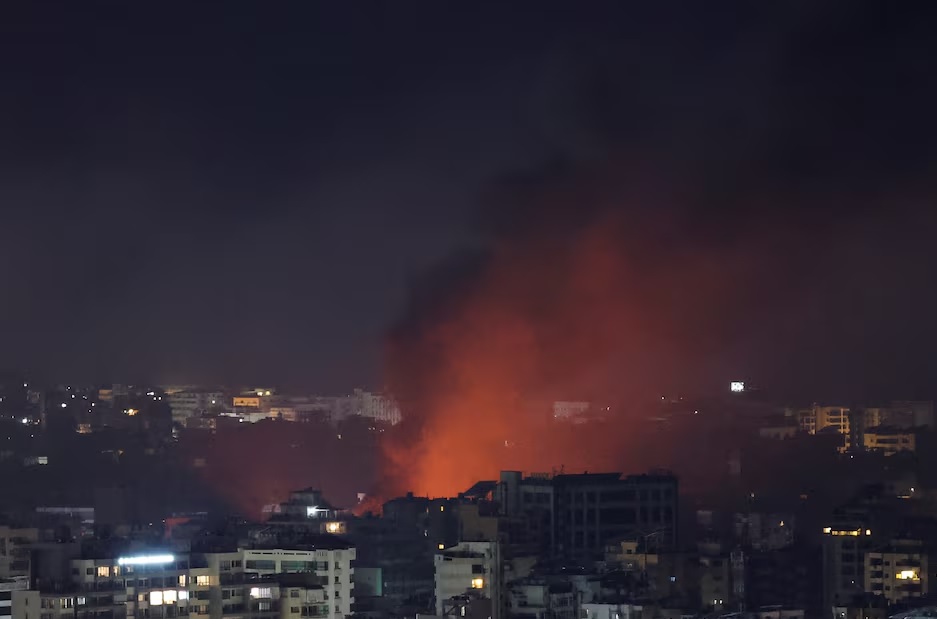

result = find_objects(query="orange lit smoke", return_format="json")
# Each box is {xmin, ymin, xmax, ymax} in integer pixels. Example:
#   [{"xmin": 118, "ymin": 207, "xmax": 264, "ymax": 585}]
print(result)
[{"xmin": 379, "ymin": 212, "xmax": 753, "ymax": 500}]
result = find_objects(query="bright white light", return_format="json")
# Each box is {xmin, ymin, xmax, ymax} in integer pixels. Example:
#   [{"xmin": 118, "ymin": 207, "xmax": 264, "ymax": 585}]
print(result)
[
  {"xmin": 21, "ymin": 418, "xmax": 28, "ymax": 424},
  {"xmin": 60, "ymin": 403, "xmax": 67, "ymax": 408},
  {"xmin": 117, "ymin": 554, "xmax": 174, "ymax": 566},
  {"xmin": 265, "ymin": 390, "xmax": 271, "ymax": 396},
  {"xmin": 730, "ymin": 381, "xmax": 745, "ymax": 393},
  {"xmin": 150, "ymin": 591, "xmax": 163, "ymax": 606},
  {"xmin": 307, "ymin": 506, "xmax": 326, "ymax": 518}
]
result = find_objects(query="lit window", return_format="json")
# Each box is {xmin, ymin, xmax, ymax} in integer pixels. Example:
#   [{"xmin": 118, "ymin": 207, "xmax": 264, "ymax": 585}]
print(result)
[
  {"xmin": 163, "ymin": 590, "xmax": 177, "ymax": 603},
  {"xmin": 77, "ymin": 598, "xmax": 86, "ymax": 606},
  {"xmin": 96, "ymin": 566, "xmax": 110, "ymax": 578},
  {"xmin": 195, "ymin": 576, "xmax": 211, "ymax": 586},
  {"xmin": 438, "ymin": 544, "xmax": 445, "ymax": 550},
  {"xmin": 178, "ymin": 575, "xmax": 187, "ymax": 587},
  {"xmin": 150, "ymin": 591, "xmax": 164, "ymax": 606},
  {"xmin": 250, "ymin": 587, "xmax": 272, "ymax": 599},
  {"xmin": 897, "ymin": 570, "xmax": 919, "ymax": 580},
  {"xmin": 471, "ymin": 578, "xmax": 484, "ymax": 589},
  {"xmin": 178, "ymin": 591, "xmax": 189, "ymax": 600}
]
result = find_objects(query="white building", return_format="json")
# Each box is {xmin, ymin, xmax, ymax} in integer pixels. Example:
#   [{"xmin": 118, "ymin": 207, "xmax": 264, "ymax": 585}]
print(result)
[
  {"xmin": 242, "ymin": 547, "xmax": 355, "ymax": 619},
  {"xmin": 552, "ymin": 401, "xmax": 591, "ymax": 423},
  {"xmin": 581, "ymin": 603, "xmax": 643, "ymax": 619},
  {"xmin": 332, "ymin": 389, "xmax": 401, "ymax": 426},
  {"xmin": 16, "ymin": 544, "xmax": 352, "ymax": 619},
  {"xmin": 167, "ymin": 390, "xmax": 226, "ymax": 425},
  {"xmin": 435, "ymin": 542, "xmax": 499, "ymax": 618}
]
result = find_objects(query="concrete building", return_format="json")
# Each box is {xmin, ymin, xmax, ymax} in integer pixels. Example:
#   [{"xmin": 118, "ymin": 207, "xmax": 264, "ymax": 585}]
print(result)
[
  {"xmin": 734, "ymin": 513, "xmax": 794, "ymax": 551},
  {"xmin": 1, "ymin": 577, "xmax": 34, "ymax": 619},
  {"xmin": 434, "ymin": 542, "xmax": 499, "ymax": 619},
  {"xmin": 20, "ymin": 541, "xmax": 352, "ymax": 619},
  {"xmin": 864, "ymin": 540, "xmax": 929, "ymax": 605},
  {"xmin": 167, "ymin": 390, "xmax": 226, "ymax": 425},
  {"xmin": 796, "ymin": 406, "xmax": 851, "ymax": 451},
  {"xmin": 0, "ymin": 526, "xmax": 37, "ymax": 580},
  {"xmin": 552, "ymin": 402, "xmax": 591, "ymax": 423},
  {"xmin": 506, "ymin": 579, "xmax": 575, "ymax": 619},
  {"xmin": 862, "ymin": 427, "xmax": 916, "ymax": 456},
  {"xmin": 331, "ymin": 390, "xmax": 401, "ymax": 426}
]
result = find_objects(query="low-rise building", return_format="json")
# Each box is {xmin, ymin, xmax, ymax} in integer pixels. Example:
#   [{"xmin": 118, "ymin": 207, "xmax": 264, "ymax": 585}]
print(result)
[{"xmin": 863, "ymin": 427, "xmax": 916, "ymax": 456}]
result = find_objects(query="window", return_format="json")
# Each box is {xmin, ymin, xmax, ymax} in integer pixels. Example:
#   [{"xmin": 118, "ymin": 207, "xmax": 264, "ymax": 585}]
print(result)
[
  {"xmin": 245, "ymin": 560, "xmax": 277, "ymax": 571},
  {"xmin": 291, "ymin": 608, "xmax": 300, "ymax": 614},
  {"xmin": 249, "ymin": 587, "xmax": 272, "ymax": 599},
  {"xmin": 290, "ymin": 591, "xmax": 300, "ymax": 599},
  {"xmin": 86, "ymin": 568, "xmax": 94, "ymax": 576},
  {"xmin": 77, "ymin": 597, "xmax": 86, "ymax": 606},
  {"xmin": 61, "ymin": 598, "xmax": 73, "ymax": 609},
  {"xmin": 97, "ymin": 566, "xmax": 111, "ymax": 578},
  {"xmin": 178, "ymin": 575, "xmax": 187, "ymax": 587},
  {"xmin": 150, "ymin": 592, "xmax": 164, "ymax": 606},
  {"xmin": 472, "ymin": 565, "xmax": 485, "ymax": 574},
  {"xmin": 195, "ymin": 576, "xmax": 212, "ymax": 586}
]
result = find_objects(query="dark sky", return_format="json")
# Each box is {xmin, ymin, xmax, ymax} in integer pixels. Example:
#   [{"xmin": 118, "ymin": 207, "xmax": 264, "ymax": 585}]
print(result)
[{"xmin": 2, "ymin": 2, "xmax": 937, "ymax": 398}]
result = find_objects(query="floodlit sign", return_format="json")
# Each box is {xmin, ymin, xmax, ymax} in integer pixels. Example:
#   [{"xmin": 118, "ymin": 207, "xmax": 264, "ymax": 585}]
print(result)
[
  {"xmin": 730, "ymin": 382, "xmax": 745, "ymax": 393},
  {"xmin": 117, "ymin": 554, "xmax": 175, "ymax": 566}
]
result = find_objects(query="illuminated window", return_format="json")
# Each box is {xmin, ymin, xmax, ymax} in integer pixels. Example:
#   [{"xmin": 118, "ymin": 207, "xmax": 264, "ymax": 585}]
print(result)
[
  {"xmin": 438, "ymin": 544, "xmax": 445, "ymax": 550},
  {"xmin": 897, "ymin": 570, "xmax": 919, "ymax": 580},
  {"xmin": 163, "ymin": 590, "xmax": 177, "ymax": 603},
  {"xmin": 96, "ymin": 566, "xmax": 110, "ymax": 578},
  {"xmin": 178, "ymin": 575, "xmax": 187, "ymax": 587},
  {"xmin": 250, "ymin": 587, "xmax": 272, "ymax": 599},
  {"xmin": 178, "ymin": 591, "xmax": 189, "ymax": 601},
  {"xmin": 77, "ymin": 598, "xmax": 86, "ymax": 606},
  {"xmin": 195, "ymin": 576, "xmax": 211, "ymax": 586},
  {"xmin": 471, "ymin": 578, "xmax": 484, "ymax": 589},
  {"xmin": 150, "ymin": 591, "xmax": 164, "ymax": 606}
]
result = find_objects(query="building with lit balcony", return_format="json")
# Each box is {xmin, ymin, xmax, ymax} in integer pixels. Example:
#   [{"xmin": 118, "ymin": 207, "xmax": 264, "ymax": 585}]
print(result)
[
  {"xmin": 864, "ymin": 540, "xmax": 929, "ymax": 605},
  {"xmin": 435, "ymin": 542, "xmax": 499, "ymax": 619}
]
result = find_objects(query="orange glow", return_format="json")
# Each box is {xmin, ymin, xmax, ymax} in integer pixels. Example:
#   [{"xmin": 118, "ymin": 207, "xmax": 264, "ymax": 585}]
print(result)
[{"xmin": 378, "ymin": 213, "xmax": 754, "ymax": 499}]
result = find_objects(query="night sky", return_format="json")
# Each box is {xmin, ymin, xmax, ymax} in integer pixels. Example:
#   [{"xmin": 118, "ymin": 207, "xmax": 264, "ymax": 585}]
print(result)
[{"xmin": 3, "ymin": 2, "xmax": 937, "ymax": 400}]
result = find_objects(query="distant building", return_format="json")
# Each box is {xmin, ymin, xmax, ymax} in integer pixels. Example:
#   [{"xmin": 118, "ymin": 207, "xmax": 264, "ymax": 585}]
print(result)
[
  {"xmin": 0, "ymin": 526, "xmax": 36, "ymax": 579},
  {"xmin": 331, "ymin": 389, "xmax": 401, "ymax": 426},
  {"xmin": 167, "ymin": 390, "xmax": 225, "ymax": 425},
  {"xmin": 552, "ymin": 401, "xmax": 591, "ymax": 423},
  {"xmin": 863, "ymin": 427, "xmax": 916, "ymax": 456},
  {"xmin": 796, "ymin": 405, "xmax": 850, "ymax": 452},
  {"xmin": 734, "ymin": 513, "xmax": 795, "ymax": 551}
]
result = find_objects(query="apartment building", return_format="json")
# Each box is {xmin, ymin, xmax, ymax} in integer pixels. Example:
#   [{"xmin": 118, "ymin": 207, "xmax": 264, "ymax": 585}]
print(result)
[
  {"xmin": 864, "ymin": 540, "xmax": 929, "ymax": 605},
  {"xmin": 20, "ymin": 541, "xmax": 353, "ymax": 619},
  {"xmin": 434, "ymin": 542, "xmax": 499, "ymax": 619},
  {"xmin": 0, "ymin": 527, "xmax": 37, "ymax": 579}
]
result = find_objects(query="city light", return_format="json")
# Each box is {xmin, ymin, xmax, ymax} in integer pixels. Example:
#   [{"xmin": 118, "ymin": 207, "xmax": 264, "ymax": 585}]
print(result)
[
  {"xmin": 730, "ymin": 381, "xmax": 745, "ymax": 393},
  {"xmin": 326, "ymin": 522, "xmax": 341, "ymax": 533},
  {"xmin": 117, "ymin": 554, "xmax": 175, "ymax": 566},
  {"xmin": 471, "ymin": 578, "xmax": 484, "ymax": 589},
  {"xmin": 897, "ymin": 570, "xmax": 919, "ymax": 580},
  {"xmin": 60, "ymin": 403, "xmax": 67, "ymax": 408},
  {"xmin": 438, "ymin": 543, "xmax": 445, "ymax": 550}
]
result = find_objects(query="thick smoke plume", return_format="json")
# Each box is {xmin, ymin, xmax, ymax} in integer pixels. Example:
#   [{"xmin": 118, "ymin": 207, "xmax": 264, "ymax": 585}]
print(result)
[{"xmin": 373, "ymin": 1, "xmax": 937, "ymax": 501}]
